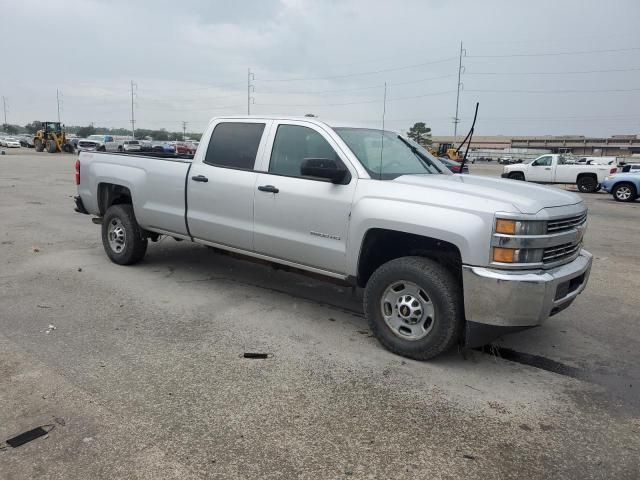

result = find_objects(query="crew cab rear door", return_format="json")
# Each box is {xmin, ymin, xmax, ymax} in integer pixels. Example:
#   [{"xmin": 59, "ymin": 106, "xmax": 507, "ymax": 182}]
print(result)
[
  {"xmin": 187, "ymin": 119, "xmax": 272, "ymax": 251},
  {"xmin": 252, "ymin": 121, "xmax": 357, "ymax": 275}
]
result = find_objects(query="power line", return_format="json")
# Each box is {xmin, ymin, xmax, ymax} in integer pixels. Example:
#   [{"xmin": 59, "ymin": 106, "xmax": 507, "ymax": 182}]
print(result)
[
  {"xmin": 467, "ymin": 46, "xmax": 640, "ymax": 58},
  {"xmin": 467, "ymin": 87, "xmax": 640, "ymax": 94},
  {"xmin": 256, "ymin": 56, "xmax": 457, "ymax": 82},
  {"xmin": 466, "ymin": 66, "xmax": 640, "ymax": 76},
  {"xmin": 258, "ymin": 73, "xmax": 456, "ymax": 96},
  {"xmin": 256, "ymin": 89, "xmax": 456, "ymax": 108}
]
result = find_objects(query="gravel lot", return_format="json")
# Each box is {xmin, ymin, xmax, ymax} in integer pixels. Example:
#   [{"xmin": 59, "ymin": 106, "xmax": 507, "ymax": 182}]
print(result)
[{"xmin": 1, "ymin": 150, "xmax": 639, "ymax": 479}]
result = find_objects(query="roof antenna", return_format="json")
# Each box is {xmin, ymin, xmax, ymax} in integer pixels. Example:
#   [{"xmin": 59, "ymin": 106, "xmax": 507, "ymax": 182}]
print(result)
[
  {"xmin": 458, "ymin": 102, "xmax": 479, "ymax": 175},
  {"xmin": 378, "ymin": 81, "xmax": 387, "ymax": 180}
]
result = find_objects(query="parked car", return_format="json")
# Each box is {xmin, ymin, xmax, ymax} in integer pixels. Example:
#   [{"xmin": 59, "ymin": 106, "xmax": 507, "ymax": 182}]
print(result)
[
  {"xmin": 438, "ymin": 157, "xmax": 469, "ymax": 174},
  {"xmin": 620, "ymin": 163, "xmax": 640, "ymax": 173},
  {"xmin": 175, "ymin": 142, "xmax": 196, "ymax": 155},
  {"xmin": 502, "ymin": 154, "xmax": 617, "ymax": 193},
  {"xmin": 2, "ymin": 137, "xmax": 21, "ymax": 148},
  {"xmin": 123, "ymin": 140, "xmax": 142, "ymax": 152},
  {"xmin": 76, "ymin": 135, "xmax": 124, "ymax": 153},
  {"xmin": 601, "ymin": 172, "xmax": 640, "ymax": 202},
  {"xmin": 151, "ymin": 143, "xmax": 176, "ymax": 153},
  {"xmin": 18, "ymin": 135, "xmax": 35, "ymax": 148},
  {"xmin": 74, "ymin": 116, "xmax": 592, "ymax": 360}
]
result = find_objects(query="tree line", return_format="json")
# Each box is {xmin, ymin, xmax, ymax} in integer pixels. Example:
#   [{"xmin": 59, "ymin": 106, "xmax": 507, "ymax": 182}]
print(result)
[{"xmin": 2, "ymin": 122, "xmax": 201, "ymax": 141}]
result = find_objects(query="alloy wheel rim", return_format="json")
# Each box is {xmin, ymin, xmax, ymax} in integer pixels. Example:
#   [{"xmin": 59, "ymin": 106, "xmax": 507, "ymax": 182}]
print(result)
[
  {"xmin": 380, "ymin": 280, "xmax": 435, "ymax": 341},
  {"xmin": 616, "ymin": 187, "xmax": 631, "ymax": 200},
  {"xmin": 107, "ymin": 218, "xmax": 126, "ymax": 253}
]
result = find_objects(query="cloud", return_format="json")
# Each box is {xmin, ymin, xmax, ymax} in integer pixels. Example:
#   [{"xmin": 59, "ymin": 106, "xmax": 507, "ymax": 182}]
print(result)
[{"xmin": 1, "ymin": 0, "xmax": 639, "ymax": 135}]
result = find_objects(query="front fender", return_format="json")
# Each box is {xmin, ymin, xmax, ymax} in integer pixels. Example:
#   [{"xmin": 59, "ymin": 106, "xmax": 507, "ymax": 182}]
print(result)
[{"xmin": 346, "ymin": 197, "xmax": 493, "ymax": 276}]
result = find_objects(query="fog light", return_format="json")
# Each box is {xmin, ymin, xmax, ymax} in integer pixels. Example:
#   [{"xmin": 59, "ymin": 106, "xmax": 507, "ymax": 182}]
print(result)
[{"xmin": 493, "ymin": 247, "xmax": 515, "ymax": 263}]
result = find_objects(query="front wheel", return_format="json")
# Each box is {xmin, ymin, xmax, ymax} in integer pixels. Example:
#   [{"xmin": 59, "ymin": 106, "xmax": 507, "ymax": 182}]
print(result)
[
  {"xmin": 101, "ymin": 204, "xmax": 148, "ymax": 265},
  {"xmin": 613, "ymin": 183, "xmax": 637, "ymax": 202},
  {"xmin": 34, "ymin": 139, "xmax": 44, "ymax": 152},
  {"xmin": 364, "ymin": 257, "xmax": 463, "ymax": 360},
  {"xmin": 508, "ymin": 172, "xmax": 525, "ymax": 181}
]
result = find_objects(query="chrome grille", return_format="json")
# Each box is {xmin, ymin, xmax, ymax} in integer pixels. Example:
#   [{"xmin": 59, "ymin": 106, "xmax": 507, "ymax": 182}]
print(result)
[
  {"xmin": 543, "ymin": 242, "xmax": 582, "ymax": 263},
  {"xmin": 546, "ymin": 213, "xmax": 587, "ymax": 233}
]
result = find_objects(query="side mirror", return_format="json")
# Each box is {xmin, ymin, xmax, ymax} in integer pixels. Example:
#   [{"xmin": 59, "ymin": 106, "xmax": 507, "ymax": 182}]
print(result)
[{"xmin": 300, "ymin": 158, "xmax": 349, "ymax": 184}]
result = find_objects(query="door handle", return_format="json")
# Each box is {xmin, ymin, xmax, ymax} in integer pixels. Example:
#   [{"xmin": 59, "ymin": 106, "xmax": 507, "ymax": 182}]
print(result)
[
  {"xmin": 192, "ymin": 175, "xmax": 208, "ymax": 182},
  {"xmin": 258, "ymin": 185, "xmax": 279, "ymax": 193},
  {"xmin": 544, "ymin": 167, "xmax": 551, "ymax": 170}
]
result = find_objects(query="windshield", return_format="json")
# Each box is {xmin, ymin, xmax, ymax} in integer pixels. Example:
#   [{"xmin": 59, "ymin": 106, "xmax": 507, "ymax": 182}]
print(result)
[
  {"xmin": 334, "ymin": 128, "xmax": 448, "ymax": 180},
  {"xmin": 88, "ymin": 135, "xmax": 103, "ymax": 140}
]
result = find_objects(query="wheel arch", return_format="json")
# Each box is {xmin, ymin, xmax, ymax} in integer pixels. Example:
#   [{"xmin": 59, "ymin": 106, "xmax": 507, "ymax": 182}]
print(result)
[
  {"xmin": 355, "ymin": 228, "xmax": 463, "ymax": 288},
  {"xmin": 97, "ymin": 182, "xmax": 134, "ymax": 215}
]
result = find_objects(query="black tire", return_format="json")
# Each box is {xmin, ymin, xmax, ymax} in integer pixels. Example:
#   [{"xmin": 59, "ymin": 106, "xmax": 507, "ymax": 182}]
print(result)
[
  {"xmin": 118, "ymin": 145, "xmax": 123, "ymax": 152},
  {"xmin": 364, "ymin": 256, "xmax": 463, "ymax": 360},
  {"xmin": 508, "ymin": 171, "xmax": 525, "ymax": 181},
  {"xmin": 577, "ymin": 175, "xmax": 598, "ymax": 193},
  {"xmin": 101, "ymin": 204, "xmax": 148, "ymax": 265},
  {"xmin": 612, "ymin": 182, "xmax": 637, "ymax": 202},
  {"xmin": 98, "ymin": 145, "xmax": 106, "ymax": 152},
  {"xmin": 46, "ymin": 139, "xmax": 58, "ymax": 153},
  {"xmin": 34, "ymin": 139, "xmax": 44, "ymax": 152},
  {"xmin": 62, "ymin": 143, "xmax": 74, "ymax": 153}
]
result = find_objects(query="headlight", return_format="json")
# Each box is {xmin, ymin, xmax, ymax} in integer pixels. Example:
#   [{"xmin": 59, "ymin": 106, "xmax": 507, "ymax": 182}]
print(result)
[
  {"xmin": 494, "ymin": 218, "xmax": 546, "ymax": 236},
  {"xmin": 604, "ymin": 175, "xmax": 616, "ymax": 181}
]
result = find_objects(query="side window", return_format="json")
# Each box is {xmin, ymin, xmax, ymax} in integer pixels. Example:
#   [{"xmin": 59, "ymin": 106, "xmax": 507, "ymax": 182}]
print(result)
[
  {"xmin": 204, "ymin": 122, "xmax": 265, "ymax": 170},
  {"xmin": 269, "ymin": 124, "xmax": 340, "ymax": 178},
  {"xmin": 533, "ymin": 156, "xmax": 551, "ymax": 167}
]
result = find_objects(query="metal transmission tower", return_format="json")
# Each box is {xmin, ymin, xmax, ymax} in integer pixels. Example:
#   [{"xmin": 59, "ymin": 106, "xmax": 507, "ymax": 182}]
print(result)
[
  {"xmin": 453, "ymin": 41, "xmax": 466, "ymax": 140},
  {"xmin": 247, "ymin": 68, "xmax": 255, "ymax": 115},
  {"xmin": 56, "ymin": 89, "xmax": 63, "ymax": 123},
  {"xmin": 130, "ymin": 81, "xmax": 137, "ymax": 139},
  {"xmin": 1, "ymin": 96, "xmax": 7, "ymax": 126}
]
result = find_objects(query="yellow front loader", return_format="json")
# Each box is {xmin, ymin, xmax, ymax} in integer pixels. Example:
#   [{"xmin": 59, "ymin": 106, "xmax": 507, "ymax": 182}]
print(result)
[{"xmin": 34, "ymin": 122, "xmax": 74, "ymax": 153}]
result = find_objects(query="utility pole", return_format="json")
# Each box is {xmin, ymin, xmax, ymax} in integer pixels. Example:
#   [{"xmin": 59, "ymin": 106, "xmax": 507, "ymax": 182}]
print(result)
[
  {"xmin": 56, "ymin": 89, "xmax": 61, "ymax": 124},
  {"xmin": 130, "ymin": 80, "xmax": 137, "ymax": 139},
  {"xmin": 453, "ymin": 41, "xmax": 466, "ymax": 140},
  {"xmin": 247, "ymin": 68, "xmax": 255, "ymax": 115},
  {"xmin": 1, "ymin": 96, "xmax": 7, "ymax": 126},
  {"xmin": 182, "ymin": 121, "xmax": 187, "ymax": 140}
]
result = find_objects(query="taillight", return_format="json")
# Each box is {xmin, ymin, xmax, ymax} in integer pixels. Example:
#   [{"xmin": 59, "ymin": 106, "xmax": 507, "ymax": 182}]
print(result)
[
  {"xmin": 75, "ymin": 159, "xmax": 80, "ymax": 185},
  {"xmin": 452, "ymin": 166, "xmax": 460, "ymax": 172},
  {"xmin": 610, "ymin": 167, "xmax": 617, "ymax": 174}
]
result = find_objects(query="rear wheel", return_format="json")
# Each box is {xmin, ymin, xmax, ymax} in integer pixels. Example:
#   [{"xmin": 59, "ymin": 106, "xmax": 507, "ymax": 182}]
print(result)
[
  {"xmin": 364, "ymin": 256, "xmax": 463, "ymax": 360},
  {"xmin": 612, "ymin": 183, "xmax": 637, "ymax": 202},
  {"xmin": 101, "ymin": 204, "xmax": 148, "ymax": 265},
  {"xmin": 577, "ymin": 175, "xmax": 598, "ymax": 193},
  {"xmin": 46, "ymin": 139, "xmax": 58, "ymax": 153},
  {"xmin": 508, "ymin": 171, "xmax": 525, "ymax": 181}
]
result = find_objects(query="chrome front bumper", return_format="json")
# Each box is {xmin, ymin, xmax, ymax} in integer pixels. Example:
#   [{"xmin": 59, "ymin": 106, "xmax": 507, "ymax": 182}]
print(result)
[{"xmin": 462, "ymin": 250, "xmax": 593, "ymax": 328}]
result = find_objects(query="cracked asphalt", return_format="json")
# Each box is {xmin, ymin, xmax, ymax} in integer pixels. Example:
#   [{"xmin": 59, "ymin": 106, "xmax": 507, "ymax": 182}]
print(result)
[{"xmin": 1, "ymin": 150, "xmax": 639, "ymax": 479}]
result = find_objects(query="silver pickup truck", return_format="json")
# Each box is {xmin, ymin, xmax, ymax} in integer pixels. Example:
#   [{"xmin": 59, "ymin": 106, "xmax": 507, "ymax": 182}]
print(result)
[{"xmin": 74, "ymin": 116, "xmax": 592, "ymax": 360}]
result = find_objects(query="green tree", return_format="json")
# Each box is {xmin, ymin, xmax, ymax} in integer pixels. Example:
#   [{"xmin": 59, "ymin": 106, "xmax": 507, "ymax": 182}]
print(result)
[
  {"xmin": 153, "ymin": 129, "xmax": 169, "ymax": 141},
  {"xmin": 24, "ymin": 121, "xmax": 43, "ymax": 134},
  {"xmin": 3, "ymin": 124, "xmax": 18, "ymax": 134},
  {"xmin": 407, "ymin": 122, "xmax": 432, "ymax": 146},
  {"xmin": 76, "ymin": 125, "xmax": 96, "ymax": 138}
]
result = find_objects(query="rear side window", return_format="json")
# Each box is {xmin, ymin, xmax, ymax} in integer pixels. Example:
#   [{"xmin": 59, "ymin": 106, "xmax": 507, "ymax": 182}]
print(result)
[{"xmin": 204, "ymin": 122, "xmax": 265, "ymax": 170}]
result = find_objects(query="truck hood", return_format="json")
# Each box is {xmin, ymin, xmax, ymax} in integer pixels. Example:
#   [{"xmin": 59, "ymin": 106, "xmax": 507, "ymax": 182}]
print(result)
[{"xmin": 393, "ymin": 174, "xmax": 582, "ymax": 214}]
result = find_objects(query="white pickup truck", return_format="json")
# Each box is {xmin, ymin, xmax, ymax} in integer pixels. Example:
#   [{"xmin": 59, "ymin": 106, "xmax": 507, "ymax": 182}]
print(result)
[
  {"xmin": 74, "ymin": 116, "xmax": 592, "ymax": 360},
  {"xmin": 502, "ymin": 154, "xmax": 617, "ymax": 193}
]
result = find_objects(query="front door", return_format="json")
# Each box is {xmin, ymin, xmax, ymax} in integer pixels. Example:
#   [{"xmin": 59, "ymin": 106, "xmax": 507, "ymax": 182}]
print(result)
[
  {"xmin": 253, "ymin": 122, "xmax": 356, "ymax": 274},
  {"xmin": 187, "ymin": 120, "xmax": 270, "ymax": 251},
  {"xmin": 527, "ymin": 155, "xmax": 553, "ymax": 182}
]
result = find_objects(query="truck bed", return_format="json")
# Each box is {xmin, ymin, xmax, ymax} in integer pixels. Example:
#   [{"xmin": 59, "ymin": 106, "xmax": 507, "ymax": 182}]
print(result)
[{"xmin": 77, "ymin": 151, "xmax": 193, "ymax": 237}]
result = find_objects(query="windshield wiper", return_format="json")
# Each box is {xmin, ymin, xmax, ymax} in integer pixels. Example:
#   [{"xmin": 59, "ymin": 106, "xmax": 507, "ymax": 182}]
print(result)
[{"xmin": 396, "ymin": 136, "xmax": 441, "ymax": 173}]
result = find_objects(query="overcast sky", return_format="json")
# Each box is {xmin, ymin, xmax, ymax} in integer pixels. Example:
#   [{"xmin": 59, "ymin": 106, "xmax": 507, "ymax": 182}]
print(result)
[{"xmin": 1, "ymin": 0, "xmax": 639, "ymax": 136}]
